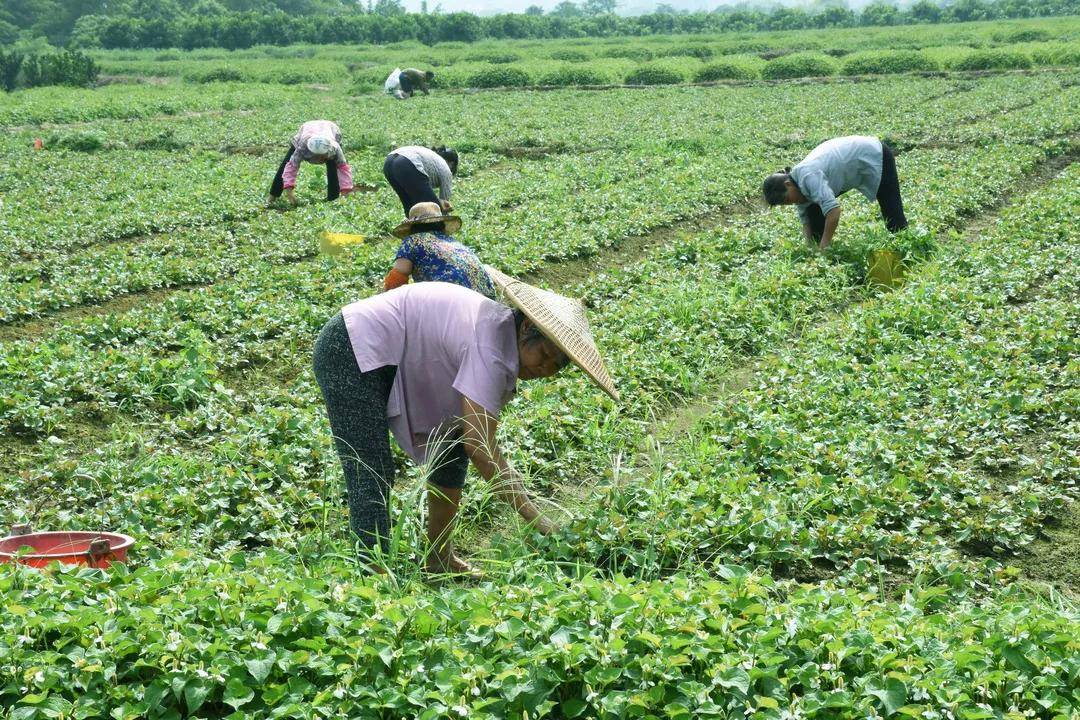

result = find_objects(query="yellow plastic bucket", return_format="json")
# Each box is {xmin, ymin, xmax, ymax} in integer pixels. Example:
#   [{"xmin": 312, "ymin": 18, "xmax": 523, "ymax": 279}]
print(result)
[{"xmin": 866, "ymin": 249, "xmax": 905, "ymax": 289}]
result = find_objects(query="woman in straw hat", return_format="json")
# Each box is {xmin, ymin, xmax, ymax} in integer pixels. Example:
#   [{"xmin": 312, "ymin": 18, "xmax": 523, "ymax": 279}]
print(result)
[
  {"xmin": 268, "ymin": 120, "xmax": 354, "ymax": 207},
  {"xmin": 312, "ymin": 269, "xmax": 617, "ymax": 575},
  {"xmin": 382, "ymin": 202, "xmax": 496, "ymax": 300}
]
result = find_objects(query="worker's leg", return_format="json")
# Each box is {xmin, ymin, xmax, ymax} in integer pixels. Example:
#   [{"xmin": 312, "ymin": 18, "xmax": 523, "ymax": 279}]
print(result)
[
  {"xmin": 805, "ymin": 204, "xmax": 826, "ymax": 242},
  {"xmin": 268, "ymin": 146, "xmax": 294, "ymax": 198},
  {"xmin": 424, "ymin": 430, "xmax": 471, "ymax": 572},
  {"xmin": 877, "ymin": 144, "xmax": 908, "ymax": 233},
  {"xmin": 312, "ymin": 312, "xmax": 397, "ymax": 559},
  {"xmin": 325, "ymin": 159, "xmax": 340, "ymax": 201},
  {"xmin": 399, "ymin": 72, "xmax": 413, "ymax": 97}
]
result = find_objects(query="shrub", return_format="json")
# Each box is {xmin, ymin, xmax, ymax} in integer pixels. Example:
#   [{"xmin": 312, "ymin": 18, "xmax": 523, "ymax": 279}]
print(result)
[
  {"xmin": 13, "ymin": 50, "xmax": 99, "ymax": 90},
  {"xmin": 1031, "ymin": 44, "xmax": 1080, "ymax": 67},
  {"xmin": 999, "ymin": 28, "xmax": 1052, "ymax": 43},
  {"xmin": 824, "ymin": 48, "xmax": 851, "ymax": 57},
  {"xmin": 463, "ymin": 51, "xmax": 520, "ymax": 64},
  {"xmin": 842, "ymin": 50, "xmax": 940, "ymax": 75},
  {"xmin": 549, "ymin": 49, "xmax": 591, "ymax": 62},
  {"xmin": 46, "ymin": 131, "xmax": 106, "ymax": 152},
  {"xmin": 466, "ymin": 66, "xmax": 531, "ymax": 88},
  {"xmin": 759, "ymin": 48, "xmax": 795, "ymax": 61},
  {"xmin": 693, "ymin": 61, "xmax": 758, "ymax": 82},
  {"xmin": 657, "ymin": 44, "xmax": 714, "ymax": 61},
  {"xmin": 539, "ymin": 65, "xmax": 607, "ymax": 86},
  {"xmin": 132, "ymin": 130, "xmax": 188, "ymax": 151},
  {"xmin": 601, "ymin": 46, "xmax": 654, "ymax": 61},
  {"xmin": 624, "ymin": 62, "xmax": 685, "ymax": 86},
  {"xmin": 0, "ymin": 51, "xmax": 22, "ymax": 91},
  {"xmin": 186, "ymin": 66, "xmax": 247, "ymax": 83},
  {"xmin": 954, "ymin": 49, "xmax": 1033, "ymax": 71},
  {"xmin": 762, "ymin": 53, "xmax": 838, "ymax": 80},
  {"xmin": 276, "ymin": 71, "xmax": 308, "ymax": 85}
]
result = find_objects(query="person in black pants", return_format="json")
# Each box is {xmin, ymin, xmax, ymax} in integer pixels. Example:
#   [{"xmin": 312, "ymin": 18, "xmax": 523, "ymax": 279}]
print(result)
[
  {"xmin": 382, "ymin": 146, "xmax": 459, "ymax": 214},
  {"xmin": 761, "ymin": 136, "xmax": 907, "ymax": 250}
]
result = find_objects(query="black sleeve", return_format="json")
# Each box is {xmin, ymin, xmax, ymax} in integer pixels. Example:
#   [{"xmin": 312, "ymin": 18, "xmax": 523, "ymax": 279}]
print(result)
[
  {"xmin": 269, "ymin": 146, "xmax": 294, "ymax": 198},
  {"xmin": 325, "ymin": 159, "xmax": 340, "ymax": 201}
]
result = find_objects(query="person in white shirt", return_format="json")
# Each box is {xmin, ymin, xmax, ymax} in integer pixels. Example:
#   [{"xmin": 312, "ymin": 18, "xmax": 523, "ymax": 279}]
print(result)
[
  {"xmin": 382, "ymin": 145, "xmax": 459, "ymax": 214},
  {"xmin": 762, "ymin": 135, "xmax": 908, "ymax": 250}
]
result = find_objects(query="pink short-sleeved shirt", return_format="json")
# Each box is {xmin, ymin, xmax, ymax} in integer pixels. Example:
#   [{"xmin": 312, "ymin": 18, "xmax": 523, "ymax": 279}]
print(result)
[{"xmin": 341, "ymin": 282, "xmax": 519, "ymax": 463}]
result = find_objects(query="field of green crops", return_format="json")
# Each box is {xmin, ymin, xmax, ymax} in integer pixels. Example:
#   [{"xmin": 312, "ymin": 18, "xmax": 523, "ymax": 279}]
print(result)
[{"xmin": 1, "ymin": 16, "xmax": 1079, "ymax": 720}]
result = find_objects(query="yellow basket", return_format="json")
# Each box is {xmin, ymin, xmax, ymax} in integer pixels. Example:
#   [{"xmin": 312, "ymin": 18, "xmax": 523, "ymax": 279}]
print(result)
[
  {"xmin": 320, "ymin": 231, "xmax": 366, "ymax": 256},
  {"xmin": 866, "ymin": 249, "xmax": 906, "ymax": 289}
]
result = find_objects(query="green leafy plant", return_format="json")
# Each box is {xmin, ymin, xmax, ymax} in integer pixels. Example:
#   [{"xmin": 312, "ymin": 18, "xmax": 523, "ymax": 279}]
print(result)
[{"xmin": 762, "ymin": 52, "xmax": 838, "ymax": 79}]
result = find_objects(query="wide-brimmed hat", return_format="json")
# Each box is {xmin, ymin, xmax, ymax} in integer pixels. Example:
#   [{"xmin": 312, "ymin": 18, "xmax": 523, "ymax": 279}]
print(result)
[
  {"xmin": 392, "ymin": 202, "xmax": 462, "ymax": 238},
  {"xmin": 485, "ymin": 265, "xmax": 618, "ymax": 401}
]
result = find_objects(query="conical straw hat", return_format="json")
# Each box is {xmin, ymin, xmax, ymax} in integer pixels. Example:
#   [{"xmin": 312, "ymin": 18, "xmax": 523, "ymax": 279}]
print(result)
[{"xmin": 485, "ymin": 265, "xmax": 618, "ymax": 401}]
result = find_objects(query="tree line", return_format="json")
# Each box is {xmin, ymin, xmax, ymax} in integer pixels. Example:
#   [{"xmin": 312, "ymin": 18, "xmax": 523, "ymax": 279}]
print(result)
[{"xmin": 2, "ymin": 0, "xmax": 1078, "ymax": 50}]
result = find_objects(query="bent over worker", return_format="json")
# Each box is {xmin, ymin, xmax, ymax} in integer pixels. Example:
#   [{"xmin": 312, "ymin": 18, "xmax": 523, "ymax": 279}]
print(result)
[
  {"xmin": 312, "ymin": 272, "xmax": 618, "ymax": 575},
  {"xmin": 268, "ymin": 120, "xmax": 354, "ymax": 206},
  {"xmin": 384, "ymin": 67, "xmax": 435, "ymax": 99},
  {"xmin": 382, "ymin": 145, "xmax": 458, "ymax": 214},
  {"xmin": 383, "ymin": 202, "xmax": 495, "ymax": 300},
  {"xmin": 761, "ymin": 135, "xmax": 907, "ymax": 250}
]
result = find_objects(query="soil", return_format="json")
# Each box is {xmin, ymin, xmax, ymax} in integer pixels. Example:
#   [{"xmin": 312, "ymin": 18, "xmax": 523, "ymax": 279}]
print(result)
[{"xmin": 1017, "ymin": 502, "xmax": 1080, "ymax": 600}]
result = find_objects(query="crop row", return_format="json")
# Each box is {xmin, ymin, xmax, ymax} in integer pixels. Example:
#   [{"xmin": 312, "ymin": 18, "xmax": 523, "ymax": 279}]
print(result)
[
  {"xmin": 4, "ymin": 66, "xmax": 1069, "ymax": 154},
  {"xmin": 347, "ymin": 41, "xmax": 1080, "ymax": 91},
  {"xmin": 2, "ymin": 72, "xmax": 1069, "ymax": 274},
  {"xmin": 0, "ymin": 141, "xmax": 1057, "ymax": 554},
  {"xmin": 1, "ymin": 168, "xmax": 1077, "ymax": 720},
  {"xmin": 545, "ymin": 163, "xmax": 1080, "ymax": 581}
]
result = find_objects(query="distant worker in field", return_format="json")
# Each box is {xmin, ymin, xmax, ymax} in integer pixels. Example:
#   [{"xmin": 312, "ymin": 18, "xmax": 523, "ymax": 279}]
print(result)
[
  {"xmin": 384, "ymin": 67, "xmax": 435, "ymax": 100},
  {"xmin": 761, "ymin": 135, "xmax": 907, "ymax": 251},
  {"xmin": 383, "ymin": 202, "xmax": 496, "ymax": 299},
  {"xmin": 268, "ymin": 120, "xmax": 354, "ymax": 207},
  {"xmin": 382, "ymin": 145, "xmax": 459, "ymax": 214},
  {"xmin": 312, "ymin": 270, "xmax": 618, "ymax": 575}
]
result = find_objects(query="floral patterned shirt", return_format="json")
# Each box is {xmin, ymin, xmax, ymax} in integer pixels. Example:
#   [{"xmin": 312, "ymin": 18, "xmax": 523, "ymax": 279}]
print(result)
[{"xmin": 396, "ymin": 232, "xmax": 496, "ymax": 300}]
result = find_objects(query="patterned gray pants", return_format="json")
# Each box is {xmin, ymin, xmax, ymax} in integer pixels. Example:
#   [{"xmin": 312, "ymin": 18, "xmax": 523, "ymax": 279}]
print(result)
[
  {"xmin": 313, "ymin": 313, "xmax": 397, "ymax": 555},
  {"xmin": 312, "ymin": 313, "xmax": 470, "ymax": 557}
]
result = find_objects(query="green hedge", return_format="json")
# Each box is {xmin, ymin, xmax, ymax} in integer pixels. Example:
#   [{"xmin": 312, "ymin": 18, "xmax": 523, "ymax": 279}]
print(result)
[
  {"xmin": 601, "ymin": 46, "xmax": 654, "ymax": 61},
  {"xmin": 656, "ymin": 43, "xmax": 715, "ymax": 60},
  {"xmin": 841, "ymin": 50, "xmax": 940, "ymax": 75},
  {"xmin": 955, "ymin": 48, "xmax": 1033, "ymax": 70},
  {"xmin": 762, "ymin": 52, "xmax": 838, "ymax": 80},
  {"xmin": 539, "ymin": 64, "xmax": 608, "ymax": 86},
  {"xmin": 624, "ymin": 61, "xmax": 686, "ymax": 85},
  {"xmin": 466, "ymin": 65, "xmax": 531, "ymax": 88},
  {"xmin": 549, "ymin": 49, "xmax": 591, "ymax": 62},
  {"xmin": 693, "ymin": 60, "xmax": 759, "ymax": 82}
]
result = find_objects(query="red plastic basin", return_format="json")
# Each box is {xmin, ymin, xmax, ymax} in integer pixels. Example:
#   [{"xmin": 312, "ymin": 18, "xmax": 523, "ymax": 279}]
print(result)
[{"xmin": 0, "ymin": 531, "xmax": 135, "ymax": 569}]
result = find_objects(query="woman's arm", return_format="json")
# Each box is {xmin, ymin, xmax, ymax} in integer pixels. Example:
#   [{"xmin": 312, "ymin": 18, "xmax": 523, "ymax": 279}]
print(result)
[
  {"xmin": 383, "ymin": 258, "xmax": 412, "ymax": 291},
  {"xmin": 459, "ymin": 396, "xmax": 554, "ymax": 533},
  {"xmin": 819, "ymin": 207, "xmax": 841, "ymax": 250}
]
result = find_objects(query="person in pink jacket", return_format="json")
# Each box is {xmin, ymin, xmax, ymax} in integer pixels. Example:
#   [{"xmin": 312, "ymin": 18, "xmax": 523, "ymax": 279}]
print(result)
[{"xmin": 268, "ymin": 120, "xmax": 354, "ymax": 206}]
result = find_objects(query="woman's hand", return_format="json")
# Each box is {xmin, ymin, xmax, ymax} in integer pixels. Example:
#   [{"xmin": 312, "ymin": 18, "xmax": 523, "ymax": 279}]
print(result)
[
  {"xmin": 459, "ymin": 396, "xmax": 554, "ymax": 534},
  {"xmin": 285, "ymin": 188, "xmax": 297, "ymax": 207},
  {"xmin": 440, "ymin": 199, "xmax": 453, "ymax": 212}
]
